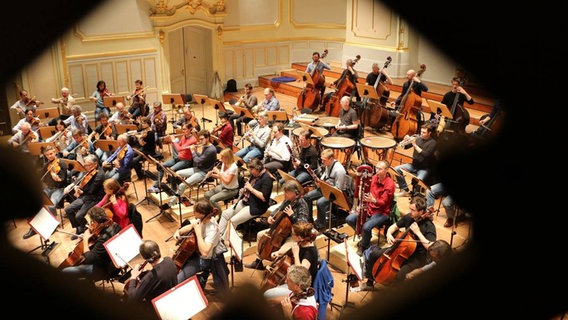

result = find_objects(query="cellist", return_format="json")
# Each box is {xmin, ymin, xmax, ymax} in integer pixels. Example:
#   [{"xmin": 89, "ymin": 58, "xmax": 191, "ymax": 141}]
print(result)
[
  {"xmin": 360, "ymin": 196, "xmax": 436, "ymax": 291},
  {"xmin": 245, "ymin": 180, "xmax": 311, "ymax": 270}
]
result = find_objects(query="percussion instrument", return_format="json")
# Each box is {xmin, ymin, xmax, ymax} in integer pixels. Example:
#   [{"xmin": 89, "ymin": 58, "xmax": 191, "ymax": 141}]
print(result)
[
  {"xmin": 360, "ymin": 136, "xmax": 396, "ymax": 166},
  {"xmin": 292, "ymin": 126, "xmax": 329, "ymax": 153},
  {"xmin": 320, "ymin": 136, "xmax": 355, "ymax": 169},
  {"xmin": 314, "ymin": 116, "xmax": 340, "ymax": 135}
]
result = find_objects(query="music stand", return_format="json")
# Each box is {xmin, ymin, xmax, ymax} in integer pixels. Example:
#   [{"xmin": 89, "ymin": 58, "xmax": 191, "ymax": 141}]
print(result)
[
  {"xmin": 319, "ymin": 181, "xmax": 350, "ymax": 260},
  {"xmin": 36, "ymin": 107, "xmax": 60, "ymax": 120},
  {"xmin": 400, "ymin": 169, "xmax": 430, "ymax": 197},
  {"xmin": 162, "ymin": 164, "xmax": 196, "ymax": 227},
  {"xmin": 356, "ymin": 83, "xmax": 380, "ymax": 130},
  {"xmin": 146, "ymin": 154, "xmax": 176, "ymax": 224},
  {"xmin": 192, "ymin": 94, "xmax": 212, "ymax": 129},
  {"xmin": 27, "ymin": 206, "xmax": 59, "ymax": 263},
  {"xmin": 103, "ymin": 96, "xmax": 126, "ymax": 109},
  {"xmin": 95, "ymin": 139, "xmax": 120, "ymax": 154},
  {"xmin": 28, "ymin": 142, "xmax": 56, "ymax": 157},
  {"xmin": 104, "ymin": 224, "xmax": 143, "ymax": 269},
  {"xmin": 162, "ymin": 94, "xmax": 185, "ymax": 129},
  {"xmin": 133, "ymin": 149, "xmax": 154, "ymax": 207},
  {"xmin": 334, "ymin": 237, "xmax": 363, "ymax": 316},
  {"xmin": 38, "ymin": 126, "xmax": 57, "ymax": 140},
  {"xmin": 298, "ymin": 122, "xmax": 326, "ymax": 139},
  {"xmin": 209, "ymin": 98, "xmax": 226, "ymax": 125},
  {"xmin": 232, "ymin": 105, "xmax": 255, "ymax": 119},
  {"xmin": 114, "ymin": 124, "xmax": 138, "ymax": 135},
  {"xmin": 62, "ymin": 159, "xmax": 87, "ymax": 172},
  {"xmin": 227, "ymin": 221, "xmax": 244, "ymax": 289},
  {"xmin": 151, "ymin": 275, "xmax": 208, "ymax": 320},
  {"xmin": 266, "ymin": 111, "xmax": 288, "ymax": 123}
]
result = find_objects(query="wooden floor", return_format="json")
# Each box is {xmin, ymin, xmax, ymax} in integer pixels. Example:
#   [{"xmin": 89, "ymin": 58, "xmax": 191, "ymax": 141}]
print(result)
[{"xmin": 6, "ymin": 85, "xmax": 473, "ymax": 320}]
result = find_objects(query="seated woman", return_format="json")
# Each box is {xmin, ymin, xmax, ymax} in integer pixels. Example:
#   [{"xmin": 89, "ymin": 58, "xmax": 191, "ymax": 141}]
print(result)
[
  {"xmin": 204, "ymin": 148, "xmax": 239, "ymax": 213},
  {"xmin": 95, "ymin": 177, "xmax": 130, "ymax": 230}
]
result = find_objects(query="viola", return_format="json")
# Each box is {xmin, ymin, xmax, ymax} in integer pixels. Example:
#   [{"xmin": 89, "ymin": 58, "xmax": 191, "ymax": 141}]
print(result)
[{"xmin": 256, "ymin": 201, "xmax": 294, "ymax": 260}]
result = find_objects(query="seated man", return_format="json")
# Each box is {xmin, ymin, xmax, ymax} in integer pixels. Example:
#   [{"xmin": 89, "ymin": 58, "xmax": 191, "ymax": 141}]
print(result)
[
  {"xmin": 102, "ymin": 133, "xmax": 135, "ymax": 185},
  {"xmin": 279, "ymin": 129, "xmax": 319, "ymax": 187},
  {"xmin": 235, "ymin": 112, "xmax": 272, "ymax": 163},
  {"xmin": 331, "ymin": 95, "xmax": 359, "ymax": 140},
  {"xmin": 263, "ymin": 122, "xmax": 292, "ymax": 175}
]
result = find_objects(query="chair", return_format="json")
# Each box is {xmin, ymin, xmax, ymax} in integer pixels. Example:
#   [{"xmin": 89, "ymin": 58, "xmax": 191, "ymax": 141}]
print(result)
[
  {"xmin": 92, "ymin": 264, "xmax": 122, "ymax": 294},
  {"xmin": 128, "ymin": 203, "xmax": 143, "ymax": 237}
]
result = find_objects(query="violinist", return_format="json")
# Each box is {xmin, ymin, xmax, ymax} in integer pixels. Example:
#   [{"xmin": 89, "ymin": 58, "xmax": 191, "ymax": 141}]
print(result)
[
  {"xmin": 125, "ymin": 240, "xmax": 177, "ymax": 308},
  {"xmin": 173, "ymin": 106, "xmax": 201, "ymax": 131},
  {"xmin": 148, "ymin": 101, "xmax": 168, "ymax": 141},
  {"xmin": 23, "ymin": 145, "xmax": 69, "ymax": 240},
  {"xmin": 8, "ymin": 122, "xmax": 38, "ymax": 153},
  {"xmin": 46, "ymin": 120, "xmax": 73, "ymax": 154},
  {"xmin": 361, "ymin": 196, "xmax": 436, "ymax": 290},
  {"xmin": 263, "ymin": 221, "xmax": 318, "ymax": 304},
  {"xmin": 102, "ymin": 133, "xmax": 135, "ymax": 185},
  {"xmin": 62, "ymin": 129, "xmax": 95, "ymax": 162},
  {"xmin": 230, "ymin": 83, "xmax": 258, "ymax": 136},
  {"xmin": 246, "ymin": 180, "xmax": 311, "ymax": 271},
  {"xmin": 60, "ymin": 206, "xmax": 121, "ymax": 280},
  {"xmin": 92, "ymin": 113, "xmax": 116, "ymax": 141},
  {"xmin": 126, "ymin": 79, "xmax": 146, "ymax": 119},
  {"xmin": 95, "ymin": 178, "xmax": 130, "ymax": 229},
  {"xmin": 173, "ymin": 199, "xmax": 229, "ymax": 291},
  {"xmin": 280, "ymin": 265, "xmax": 318, "ymax": 320},
  {"xmin": 345, "ymin": 160, "xmax": 395, "ymax": 256},
  {"xmin": 63, "ymin": 105, "xmax": 90, "ymax": 135},
  {"xmin": 89, "ymin": 80, "xmax": 112, "ymax": 121},
  {"xmin": 49, "ymin": 87, "xmax": 75, "ymax": 125},
  {"xmin": 211, "ymin": 112, "xmax": 233, "ymax": 153},
  {"xmin": 10, "ymin": 89, "xmax": 38, "ymax": 119},
  {"xmin": 12, "ymin": 108, "xmax": 41, "ymax": 135},
  {"xmin": 64, "ymin": 154, "xmax": 106, "ymax": 240},
  {"xmin": 109, "ymin": 102, "xmax": 135, "ymax": 125},
  {"xmin": 132, "ymin": 116, "xmax": 156, "ymax": 180}
]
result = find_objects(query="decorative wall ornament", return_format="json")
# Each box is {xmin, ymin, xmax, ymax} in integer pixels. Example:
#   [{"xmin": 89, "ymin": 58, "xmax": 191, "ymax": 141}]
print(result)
[{"xmin": 150, "ymin": 0, "xmax": 225, "ymax": 16}]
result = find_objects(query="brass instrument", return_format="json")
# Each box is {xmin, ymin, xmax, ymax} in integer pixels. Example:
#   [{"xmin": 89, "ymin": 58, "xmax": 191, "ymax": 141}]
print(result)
[
  {"xmin": 398, "ymin": 134, "xmax": 419, "ymax": 148},
  {"xmin": 353, "ymin": 164, "xmax": 373, "ymax": 238}
]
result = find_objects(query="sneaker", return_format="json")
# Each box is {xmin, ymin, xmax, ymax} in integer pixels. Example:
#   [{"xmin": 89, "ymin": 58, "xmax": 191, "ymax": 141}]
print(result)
[
  {"xmin": 181, "ymin": 196, "xmax": 192, "ymax": 207},
  {"xmin": 147, "ymin": 186, "xmax": 161, "ymax": 193},
  {"xmin": 22, "ymin": 228, "xmax": 37, "ymax": 240},
  {"xmin": 395, "ymin": 190, "xmax": 411, "ymax": 197}
]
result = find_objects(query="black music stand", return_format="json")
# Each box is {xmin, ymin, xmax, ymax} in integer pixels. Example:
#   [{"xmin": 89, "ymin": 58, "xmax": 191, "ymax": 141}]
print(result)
[
  {"xmin": 192, "ymin": 94, "xmax": 212, "ymax": 129},
  {"xmin": 209, "ymin": 98, "xmax": 226, "ymax": 125},
  {"xmin": 161, "ymin": 165, "xmax": 195, "ymax": 227},
  {"xmin": 27, "ymin": 205, "xmax": 60, "ymax": 264},
  {"xmin": 227, "ymin": 221, "xmax": 244, "ymax": 289},
  {"xmin": 162, "ymin": 94, "xmax": 185, "ymax": 131},
  {"xmin": 145, "ymin": 154, "xmax": 176, "ymax": 223},
  {"xmin": 133, "ymin": 148, "xmax": 154, "ymax": 207},
  {"xmin": 319, "ymin": 181, "xmax": 350, "ymax": 261}
]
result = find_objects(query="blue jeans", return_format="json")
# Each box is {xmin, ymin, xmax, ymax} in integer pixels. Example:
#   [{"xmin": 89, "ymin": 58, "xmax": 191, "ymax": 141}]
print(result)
[
  {"xmin": 44, "ymin": 187, "xmax": 64, "ymax": 215},
  {"xmin": 426, "ymin": 182, "xmax": 446, "ymax": 209},
  {"xmin": 346, "ymin": 212, "xmax": 390, "ymax": 249},
  {"xmin": 154, "ymin": 158, "xmax": 192, "ymax": 188},
  {"xmin": 175, "ymin": 168, "xmax": 206, "ymax": 195},
  {"xmin": 235, "ymin": 145, "xmax": 263, "ymax": 163},
  {"xmin": 305, "ymin": 188, "xmax": 330, "ymax": 226},
  {"xmin": 177, "ymin": 254, "xmax": 212, "ymax": 287},
  {"xmin": 61, "ymin": 264, "xmax": 94, "ymax": 278},
  {"xmin": 394, "ymin": 163, "xmax": 429, "ymax": 191},
  {"xmin": 95, "ymin": 106, "xmax": 110, "ymax": 122}
]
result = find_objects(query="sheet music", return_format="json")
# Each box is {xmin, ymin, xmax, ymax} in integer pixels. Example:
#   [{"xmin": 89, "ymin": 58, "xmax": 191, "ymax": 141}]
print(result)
[
  {"xmin": 152, "ymin": 275, "xmax": 208, "ymax": 320},
  {"xmin": 228, "ymin": 221, "xmax": 243, "ymax": 262},
  {"xmin": 29, "ymin": 206, "xmax": 59, "ymax": 240},
  {"xmin": 104, "ymin": 224, "xmax": 143, "ymax": 268},
  {"xmin": 345, "ymin": 239, "xmax": 363, "ymax": 281}
]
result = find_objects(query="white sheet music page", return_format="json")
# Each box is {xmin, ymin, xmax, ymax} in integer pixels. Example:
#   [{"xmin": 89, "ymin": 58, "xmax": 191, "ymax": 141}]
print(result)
[
  {"xmin": 152, "ymin": 275, "xmax": 208, "ymax": 320},
  {"xmin": 228, "ymin": 220, "xmax": 244, "ymax": 262},
  {"xmin": 345, "ymin": 238, "xmax": 363, "ymax": 281},
  {"xmin": 104, "ymin": 224, "xmax": 143, "ymax": 268},
  {"xmin": 29, "ymin": 206, "xmax": 59, "ymax": 240}
]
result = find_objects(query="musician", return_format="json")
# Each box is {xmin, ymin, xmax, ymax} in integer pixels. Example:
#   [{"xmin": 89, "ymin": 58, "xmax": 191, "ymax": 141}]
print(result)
[
  {"xmin": 394, "ymin": 124, "xmax": 437, "ymax": 197},
  {"xmin": 405, "ymin": 239, "xmax": 451, "ymax": 281},
  {"xmin": 248, "ymin": 88, "xmax": 280, "ymax": 128},
  {"xmin": 305, "ymin": 51, "xmax": 331, "ymax": 100},
  {"xmin": 230, "ymin": 83, "xmax": 258, "ymax": 136},
  {"xmin": 425, "ymin": 182, "xmax": 464, "ymax": 228},
  {"xmin": 279, "ymin": 129, "xmax": 319, "ymax": 187},
  {"xmin": 471, "ymin": 98, "xmax": 502, "ymax": 142},
  {"xmin": 173, "ymin": 107, "xmax": 201, "ymax": 131},
  {"xmin": 89, "ymin": 80, "xmax": 112, "ymax": 121},
  {"xmin": 280, "ymin": 265, "xmax": 318, "ymax": 320},
  {"xmin": 211, "ymin": 111, "xmax": 233, "ymax": 153},
  {"xmin": 430, "ymin": 76, "xmax": 474, "ymax": 132},
  {"xmin": 8, "ymin": 122, "xmax": 38, "ymax": 153},
  {"xmin": 264, "ymin": 221, "xmax": 319, "ymax": 303},
  {"xmin": 10, "ymin": 89, "xmax": 38, "ymax": 119},
  {"xmin": 49, "ymin": 87, "xmax": 75, "ymax": 126},
  {"xmin": 147, "ymin": 123, "xmax": 196, "ymax": 193},
  {"xmin": 63, "ymin": 154, "xmax": 106, "ymax": 240},
  {"xmin": 204, "ymin": 148, "xmax": 239, "ymax": 213},
  {"xmin": 218, "ymin": 158, "xmax": 273, "ymax": 240},
  {"xmin": 245, "ymin": 180, "xmax": 311, "ymax": 270},
  {"xmin": 12, "ymin": 108, "xmax": 41, "ymax": 135},
  {"xmin": 331, "ymin": 96, "xmax": 360, "ymax": 139},
  {"xmin": 23, "ymin": 145, "xmax": 68, "ymax": 240},
  {"xmin": 148, "ymin": 101, "xmax": 168, "ymax": 141},
  {"xmin": 95, "ymin": 177, "xmax": 130, "ymax": 229},
  {"xmin": 361, "ymin": 196, "xmax": 436, "ymax": 290},
  {"xmin": 62, "ymin": 129, "xmax": 95, "ymax": 162},
  {"xmin": 304, "ymin": 148, "xmax": 352, "ymax": 230},
  {"xmin": 169, "ymin": 129, "xmax": 217, "ymax": 207},
  {"xmin": 46, "ymin": 120, "xmax": 73, "ymax": 154},
  {"xmin": 173, "ymin": 199, "xmax": 229, "ymax": 291},
  {"xmin": 63, "ymin": 105, "xmax": 90, "ymax": 135},
  {"xmin": 109, "ymin": 102, "xmax": 134, "ymax": 125},
  {"xmin": 102, "ymin": 133, "xmax": 135, "ymax": 185},
  {"xmin": 386, "ymin": 68, "xmax": 428, "ymax": 130},
  {"xmin": 263, "ymin": 122, "xmax": 293, "ymax": 175},
  {"xmin": 132, "ymin": 117, "xmax": 157, "ymax": 180},
  {"xmin": 126, "ymin": 79, "xmax": 146, "ymax": 119},
  {"xmin": 60, "ymin": 206, "xmax": 121, "ymax": 280},
  {"xmin": 365, "ymin": 62, "xmax": 393, "ymax": 87},
  {"xmin": 325, "ymin": 58, "xmax": 359, "ymax": 103},
  {"xmin": 345, "ymin": 160, "xmax": 395, "ymax": 256},
  {"xmin": 235, "ymin": 112, "xmax": 272, "ymax": 163},
  {"xmin": 125, "ymin": 240, "xmax": 177, "ymax": 307}
]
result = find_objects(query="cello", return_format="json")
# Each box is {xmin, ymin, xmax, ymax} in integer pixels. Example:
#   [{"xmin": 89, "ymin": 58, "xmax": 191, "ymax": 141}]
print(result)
[
  {"xmin": 57, "ymin": 218, "xmax": 113, "ymax": 270},
  {"xmin": 256, "ymin": 200, "xmax": 294, "ymax": 260},
  {"xmin": 297, "ymin": 49, "xmax": 328, "ymax": 112},
  {"xmin": 365, "ymin": 57, "xmax": 393, "ymax": 130},
  {"xmin": 391, "ymin": 64, "xmax": 426, "ymax": 141},
  {"xmin": 260, "ymin": 248, "xmax": 293, "ymax": 292},
  {"xmin": 371, "ymin": 211, "xmax": 431, "ymax": 286},
  {"xmin": 172, "ymin": 229, "xmax": 198, "ymax": 271},
  {"xmin": 324, "ymin": 55, "xmax": 361, "ymax": 117}
]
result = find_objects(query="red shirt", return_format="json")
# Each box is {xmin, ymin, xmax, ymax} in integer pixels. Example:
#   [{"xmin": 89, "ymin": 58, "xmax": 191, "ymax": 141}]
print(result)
[
  {"xmin": 368, "ymin": 174, "xmax": 396, "ymax": 216},
  {"xmin": 174, "ymin": 135, "xmax": 197, "ymax": 160},
  {"xmin": 218, "ymin": 122, "xmax": 234, "ymax": 148}
]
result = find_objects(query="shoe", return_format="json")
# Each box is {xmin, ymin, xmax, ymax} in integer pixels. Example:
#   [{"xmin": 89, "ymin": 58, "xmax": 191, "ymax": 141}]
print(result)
[
  {"xmin": 443, "ymin": 218, "xmax": 453, "ymax": 228},
  {"xmin": 395, "ymin": 190, "xmax": 411, "ymax": 197},
  {"xmin": 360, "ymin": 280, "xmax": 375, "ymax": 291},
  {"xmin": 147, "ymin": 186, "xmax": 160, "ymax": 193},
  {"xmin": 356, "ymin": 247, "xmax": 364, "ymax": 257},
  {"xmin": 71, "ymin": 226, "xmax": 85, "ymax": 240},
  {"xmin": 169, "ymin": 197, "xmax": 179, "ymax": 207},
  {"xmin": 22, "ymin": 228, "xmax": 36, "ymax": 240},
  {"xmin": 244, "ymin": 258, "xmax": 265, "ymax": 270},
  {"xmin": 159, "ymin": 203, "xmax": 171, "ymax": 210},
  {"xmin": 181, "ymin": 196, "xmax": 192, "ymax": 207}
]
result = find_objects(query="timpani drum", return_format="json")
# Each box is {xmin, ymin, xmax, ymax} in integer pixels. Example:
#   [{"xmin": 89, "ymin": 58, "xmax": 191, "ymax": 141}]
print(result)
[
  {"xmin": 320, "ymin": 136, "xmax": 356, "ymax": 169},
  {"xmin": 315, "ymin": 116, "xmax": 340, "ymax": 136},
  {"xmin": 292, "ymin": 126, "xmax": 329, "ymax": 153},
  {"xmin": 360, "ymin": 136, "xmax": 397, "ymax": 166}
]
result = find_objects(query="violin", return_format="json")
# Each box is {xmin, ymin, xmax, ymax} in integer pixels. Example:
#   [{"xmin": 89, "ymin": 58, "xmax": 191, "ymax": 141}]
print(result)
[{"xmin": 122, "ymin": 260, "xmax": 149, "ymax": 298}]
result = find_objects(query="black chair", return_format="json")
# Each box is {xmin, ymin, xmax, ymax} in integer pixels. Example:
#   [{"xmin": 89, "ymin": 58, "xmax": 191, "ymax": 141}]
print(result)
[{"xmin": 128, "ymin": 203, "xmax": 143, "ymax": 237}]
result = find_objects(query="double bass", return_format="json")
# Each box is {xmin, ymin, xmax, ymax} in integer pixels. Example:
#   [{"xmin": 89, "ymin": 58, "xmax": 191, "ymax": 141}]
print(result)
[
  {"xmin": 324, "ymin": 55, "xmax": 361, "ymax": 117},
  {"xmin": 439, "ymin": 78, "xmax": 470, "ymax": 135},
  {"xmin": 365, "ymin": 57, "xmax": 392, "ymax": 130},
  {"xmin": 297, "ymin": 49, "xmax": 328, "ymax": 111},
  {"xmin": 256, "ymin": 200, "xmax": 294, "ymax": 260},
  {"xmin": 391, "ymin": 64, "xmax": 426, "ymax": 141}
]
